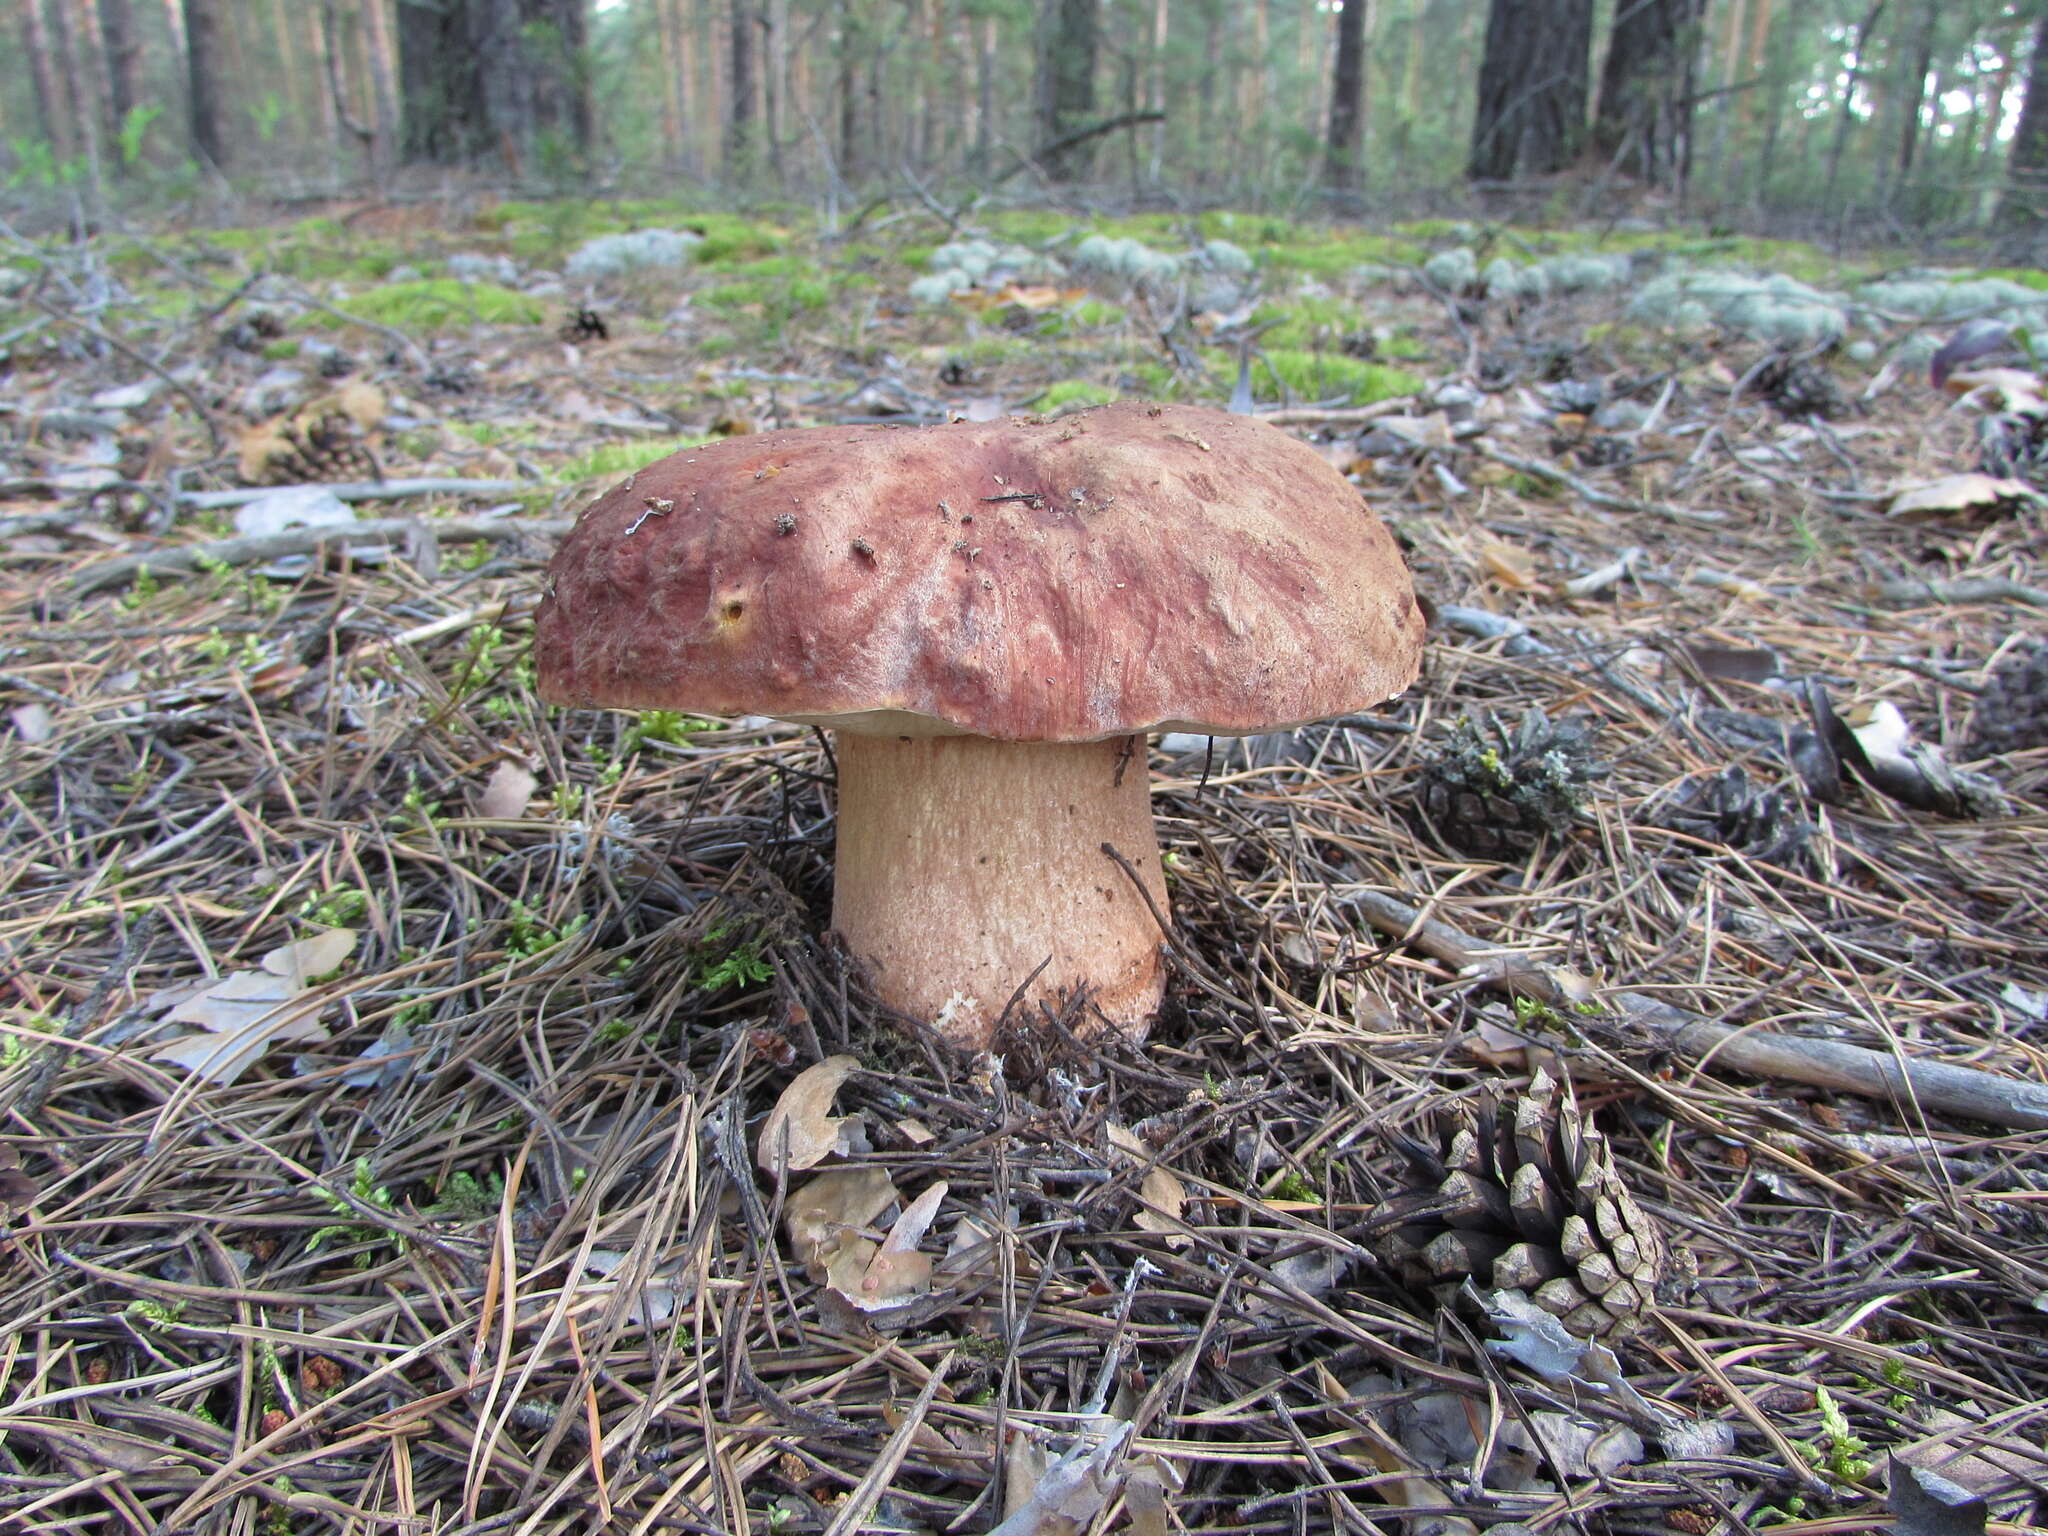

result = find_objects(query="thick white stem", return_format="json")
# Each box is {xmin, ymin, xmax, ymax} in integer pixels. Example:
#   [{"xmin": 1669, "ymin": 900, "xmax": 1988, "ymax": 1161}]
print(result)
[{"xmin": 830, "ymin": 733, "xmax": 1169, "ymax": 1050}]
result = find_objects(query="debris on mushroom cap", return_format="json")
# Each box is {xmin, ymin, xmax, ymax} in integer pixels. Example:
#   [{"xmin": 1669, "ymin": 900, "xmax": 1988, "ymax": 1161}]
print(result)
[{"xmin": 535, "ymin": 403, "xmax": 1423, "ymax": 742}]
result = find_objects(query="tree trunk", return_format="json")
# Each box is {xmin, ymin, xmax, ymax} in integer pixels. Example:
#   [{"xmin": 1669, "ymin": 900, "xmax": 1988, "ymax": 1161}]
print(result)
[
  {"xmin": 1591, "ymin": 0, "xmax": 1702, "ymax": 190},
  {"xmin": 727, "ymin": 0, "xmax": 755, "ymax": 170},
  {"xmin": 1468, "ymin": 0, "xmax": 1593, "ymax": 181},
  {"xmin": 21, "ymin": 0, "xmax": 74, "ymax": 158},
  {"xmin": 1821, "ymin": 0, "xmax": 1887, "ymax": 213},
  {"xmin": 98, "ymin": 0, "xmax": 140, "ymax": 138},
  {"xmin": 1998, "ymin": 10, "xmax": 2048, "ymax": 232},
  {"xmin": 1322, "ymin": 0, "xmax": 1368, "ymax": 196},
  {"xmin": 1036, "ymin": 0, "xmax": 1098, "ymax": 180},
  {"xmin": 51, "ymin": 0, "xmax": 106, "ymax": 184},
  {"xmin": 182, "ymin": 0, "xmax": 226, "ymax": 167},
  {"xmin": 1895, "ymin": 0, "xmax": 1936, "ymax": 181},
  {"xmin": 397, "ymin": 0, "xmax": 589, "ymax": 173}
]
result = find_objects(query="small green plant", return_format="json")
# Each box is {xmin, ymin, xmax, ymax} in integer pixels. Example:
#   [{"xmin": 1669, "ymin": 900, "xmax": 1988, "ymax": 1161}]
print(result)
[
  {"xmin": 118, "ymin": 565, "xmax": 161, "ymax": 611},
  {"xmin": 621, "ymin": 710, "xmax": 705, "ymax": 755},
  {"xmin": 308, "ymin": 1157, "xmax": 398, "ymax": 1263},
  {"xmin": 117, "ymin": 103, "xmax": 164, "ymax": 166},
  {"xmin": 300, "ymin": 886, "xmax": 371, "ymax": 928},
  {"xmin": 125, "ymin": 1296, "xmax": 186, "ymax": 1331},
  {"xmin": 1796, "ymin": 1385, "xmax": 1874, "ymax": 1484},
  {"xmin": 693, "ymin": 923, "xmax": 773, "ymax": 992},
  {"xmin": 550, "ymin": 782, "xmax": 582, "ymax": 818},
  {"xmin": 393, "ymin": 775, "xmax": 444, "ymax": 831},
  {"xmin": 428, "ymin": 1168, "xmax": 505, "ymax": 1222},
  {"xmin": 1269, "ymin": 1170, "xmax": 1316, "ymax": 1202},
  {"xmin": 504, "ymin": 899, "xmax": 589, "ymax": 959}
]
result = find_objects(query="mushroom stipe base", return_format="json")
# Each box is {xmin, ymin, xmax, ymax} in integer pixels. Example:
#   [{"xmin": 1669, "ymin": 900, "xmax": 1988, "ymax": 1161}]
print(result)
[{"xmin": 830, "ymin": 733, "xmax": 1170, "ymax": 1051}]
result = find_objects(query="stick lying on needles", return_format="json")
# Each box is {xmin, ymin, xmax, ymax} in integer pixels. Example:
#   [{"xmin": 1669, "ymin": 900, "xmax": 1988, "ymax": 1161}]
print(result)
[{"xmin": 1346, "ymin": 889, "xmax": 2048, "ymax": 1132}]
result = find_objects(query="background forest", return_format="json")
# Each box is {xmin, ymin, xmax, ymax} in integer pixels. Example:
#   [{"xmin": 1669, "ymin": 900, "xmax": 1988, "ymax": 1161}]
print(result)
[{"xmin": 9, "ymin": 0, "xmax": 2048, "ymax": 246}]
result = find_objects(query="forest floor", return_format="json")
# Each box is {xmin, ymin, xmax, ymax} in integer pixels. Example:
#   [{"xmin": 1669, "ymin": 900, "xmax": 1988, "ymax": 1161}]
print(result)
[{"xmin": 0, "ymin": 197, "xmax": 2044, "ymax": 1536}]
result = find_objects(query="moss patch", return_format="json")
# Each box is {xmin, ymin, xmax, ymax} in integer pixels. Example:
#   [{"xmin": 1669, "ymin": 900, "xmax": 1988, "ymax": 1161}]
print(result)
[
  {"xmin": 1031, "ymin": 379, "xmax": 1119, "ymax": 414},
  {"xmin": 342, "ymin": 280, "xmax": 544, "ymax": 332},
  {"xmin": 555, "ymin": 434, "xmax": 707, "ymax": 486},
  {"xmin": 1255, "ymin": 349, "xmax": 1422, "ymax": 405}
]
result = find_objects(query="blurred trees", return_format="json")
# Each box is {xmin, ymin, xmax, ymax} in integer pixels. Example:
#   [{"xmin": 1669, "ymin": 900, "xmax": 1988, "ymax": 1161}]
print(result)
[
  {"xmin": 1469, "ymin": 0, "xmax": 1594, "ymax": 180},
  {"xmin": 1, "ymin": 0, "xmax": 2046, "ymax": 239}
]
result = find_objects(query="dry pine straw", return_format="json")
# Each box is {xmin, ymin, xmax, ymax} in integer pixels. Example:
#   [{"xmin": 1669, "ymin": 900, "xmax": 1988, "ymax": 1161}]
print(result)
[{"xmin": 0, "ymin": 400, "xmax": 2044, "ymax": 1534}]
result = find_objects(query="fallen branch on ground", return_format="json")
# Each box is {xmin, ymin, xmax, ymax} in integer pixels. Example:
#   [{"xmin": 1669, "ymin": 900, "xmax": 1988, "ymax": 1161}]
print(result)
[
  {"xmin": 176, "ymin": 478, "xmax": 533, "ymax": 509},
  {"xmin": 70, "ymin": 517, "xmax": 575, "ymax": 594},
  {"xmin": 1347, "ymin": 888, "xmax": 2048, "ymax": 1131},
  {"xmin": 1873, "ymin": 576, "xmax": 2048, "ymax": 610}
]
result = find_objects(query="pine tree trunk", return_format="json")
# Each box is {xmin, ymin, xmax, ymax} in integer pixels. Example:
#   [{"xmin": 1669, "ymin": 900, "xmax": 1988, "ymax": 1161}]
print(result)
[
  {"xmin": 1998, "ymin": 10, "xmax": 2048, "ymax": 232},
  {"xmin": 1822, "ymin": 0, "xmax": 1887, "ymax": 213},
  {"xmin": 1895, "ymin": 0, "xmax": 1936, "ymax": 181},
  {"xmin": 181, "ymin": 0, "xmax": 226, "ymax": 167},
  {"xmin": 397, "ymin": 0, "xmax": 588, "ymax": 173},
  {"xmin": 1036, "ymin": 0, "xmax": 1098, "ymax": 180},
  {"xmin": 51, "ymin": 0, "xmax": 106, "ymax": 184},
  {"xmin": 98, "ymin": 0, "xmax": 140, "ymax": 138},
  {"xmin": 1468, "ymin": 0, "xmax": 1593, "ymax": 181},
  {"xmin": 727, "ymin": 0, "xmax": 755, "ymax": 171},
  {"xmin": 21, "ymin": 0, "xmax": 73, "ymax": 158},
  {"xmin": 1322, "ymin": 0, "xmax": 1367, "ymax": 197},
  {"xmin": 1591, "ymin": 0, "xmax": 1702, "ymax": 189}
]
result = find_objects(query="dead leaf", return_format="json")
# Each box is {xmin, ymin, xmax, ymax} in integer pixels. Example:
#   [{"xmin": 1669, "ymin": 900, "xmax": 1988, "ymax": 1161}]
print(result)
[
  {"xmin": 837, "ymin": 1180, "xmax": 947, "ymax": 1312},
  {"xmin": 1946, "ymin": 366, "xmax": 2045, "ymax": 411},
  {"xmin": 150, "ymin": 930, "xmax": 357, "ymax": 1085},
  {"xmin": 786, "ymin": 1166, "xmax": 897, "ymax": 1276},
  {"xmin": 756, "ymin": 1055, "xmax": 863, "ymax": 1173},
  {"xmin": 1133, "ymin": 1166, "xmax": 1190, "ymax": 1249},
  {"xmin": 11, "ymin": 703, "xmax": 53, "ymax": 743},
  {"xmin": 477, "ymin": 760, "xmax": 538, "ymax": 819},
  {"xmin": 1888, "ymin": 473, "xmax": 2037, "ymax": 520},
  {"xmin": 1478, "ymin": 537, "xmax": 1540, "ymax": 588},
  {"xmin": 0, "ymin": 1143, "xmax": 37, "ymax": 1212}
]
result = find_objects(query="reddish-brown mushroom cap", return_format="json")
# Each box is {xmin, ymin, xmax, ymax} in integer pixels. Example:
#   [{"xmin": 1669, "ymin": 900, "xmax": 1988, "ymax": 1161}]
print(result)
[
  {"xmin": 535, "ymin": 403, "xmax": 1424, "ymax": 1049},
  {"xmin": 534, "ymin": 403, "xmax": 1423, "ymax": 740}
]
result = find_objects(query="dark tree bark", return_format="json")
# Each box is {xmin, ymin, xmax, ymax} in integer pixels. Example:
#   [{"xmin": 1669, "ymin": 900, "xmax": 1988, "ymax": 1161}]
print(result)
[
  {"xmin": 182, "ymin": 0, "xmax": 227, "ymax": 167},
  {"xmin": 98, "ymin": 0, "xmax": 141, "ymax": 133},
  {"xmin": 1467, "ymin": 0, "xmax": 1594, "ymax": 181},
  {"xmin": 1591, "ymin": 0, "xmax": 1702, "ymax": 190},
  {"xmin": 21, "ymin": 0, "xmax": 73, "ymax": 157},
  {"xmin": 1895, "ymin": 0, "xmax": 1937, "ymax": 181},
  {"xmin": 1999, "ymin": 10, "xmax": 2048, "ymax": 231},
  {"xmin": 1036, "ymin": 0, "xmax": 1099, "ymax": 180},
  {"xmin": 726, "ymin": 0, "xmax": 755, "ymax": 168},
  {"xmin": 397, "ymin": 0, "xmax": 590, "ymax": 170},
  {"xmin": 1322, "ymin": 0, "xmax": 1368, "ymax": 196}
]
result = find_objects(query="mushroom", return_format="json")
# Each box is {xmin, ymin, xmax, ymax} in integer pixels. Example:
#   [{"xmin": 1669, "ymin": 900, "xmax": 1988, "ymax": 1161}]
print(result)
[{"xmin": 535, "ymin": 403, "xmax": 1423, "ymax": 1050}]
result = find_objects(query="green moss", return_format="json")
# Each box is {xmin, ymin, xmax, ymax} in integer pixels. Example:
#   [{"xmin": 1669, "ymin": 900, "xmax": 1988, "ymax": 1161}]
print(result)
[
  {"xmin": 684, "ymin": 214, "xmax": 788, "ymax": 265},
  {"xmin": 341, "ymin": 279, "xmax": 543, "ymax": 332},
  {"xmin": 1254, "ymin": 349, "xmax": 1422, "ymax": 405},
  {"xmin": 555, "ymin": 433, "xmax": 706, "ymax": 485},
  {"xmin": 1123, "ymin": 361, "xmax": 1178, "ymax": 398},
  {"xmin": 947, "ymin": 334, "xmax": 1031, "ymax": 368},
  {"xmin": 1978, "ymin": 267, "xmax": 2048, "ymax": 292},
  {"xmin": 1255, "ymin": 295, "xmax": 1362, "ymax": 348},
  {"xmin": 261, "ymin": 338, "xmax": 300, "ymax": 361},
  {"xmin": 1032, "ymin": 379, "xmax": 1119, "ymax": 413}
]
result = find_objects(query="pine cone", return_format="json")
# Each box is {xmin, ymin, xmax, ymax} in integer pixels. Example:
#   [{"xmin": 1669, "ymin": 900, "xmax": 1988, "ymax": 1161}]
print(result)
[
  {"xmin": 264, "ymin": 412, "xmax": 380, "ymax": 485},
  {"xmin": 1364, "ymin": 1068, "xmax": 1664, "ymax": 1339},
  {"xmin": 1749, "ymin": 353, "xmax": 1845, "ymax": 421},
  {"xmin": 1652, "ymin": 763, "xmax": 1813, "ymax": 867},
  {"xmin": 1417, "ymin": 708, "xmax": 1605, "ymax": 860},
  {"xmin": 1967, "ymin": 640, "xmax": 2048, "ymax": 757}
]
